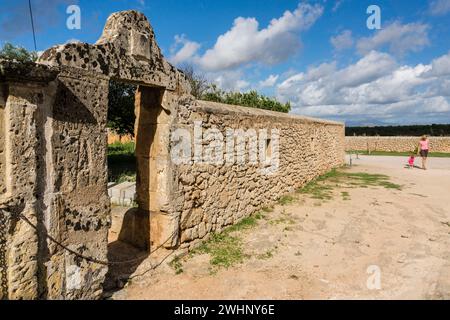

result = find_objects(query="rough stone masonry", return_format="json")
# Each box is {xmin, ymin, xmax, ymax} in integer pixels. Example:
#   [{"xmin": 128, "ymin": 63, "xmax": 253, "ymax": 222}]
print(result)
[
  {"xmin": 0, "ymin": 10, "xmax": 345, "ymax": 300},
  {"xmin": 346, "ymin": 136, "xmax": 450, "ymax": 153}
]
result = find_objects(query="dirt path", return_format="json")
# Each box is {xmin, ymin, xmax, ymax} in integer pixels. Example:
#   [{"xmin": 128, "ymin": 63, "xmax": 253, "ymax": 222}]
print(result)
[{"xmin": 111, "ymin": 156, "xmax": 450, "ymax": 300}]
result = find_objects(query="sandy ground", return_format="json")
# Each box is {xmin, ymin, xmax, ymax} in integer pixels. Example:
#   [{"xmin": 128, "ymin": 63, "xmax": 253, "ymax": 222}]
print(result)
[{"xmin": 110, "ymin": 155, "xmax": 450, "ymax": 300}]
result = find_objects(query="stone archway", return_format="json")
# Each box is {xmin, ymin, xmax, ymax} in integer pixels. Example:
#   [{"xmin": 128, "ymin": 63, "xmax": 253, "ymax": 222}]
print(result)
[
  {"xmin": 39, "ymin": 10, "xmax": 191, "ymax": 253},
  {"xmin": 0, "ymin": 10, "xmax": 191, "ymax": 300}
]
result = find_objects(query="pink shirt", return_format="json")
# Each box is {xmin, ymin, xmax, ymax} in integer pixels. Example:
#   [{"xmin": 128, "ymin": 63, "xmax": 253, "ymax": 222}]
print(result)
[{"xmin": 419, "ymin": 140, "xmax": 429, "ymax": 150}]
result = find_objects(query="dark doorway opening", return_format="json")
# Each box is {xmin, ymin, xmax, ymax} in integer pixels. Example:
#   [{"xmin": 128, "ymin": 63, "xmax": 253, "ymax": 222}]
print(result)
[{"xmin": 104, "ymin": 81, "xmax": 166, "ymax": 294}]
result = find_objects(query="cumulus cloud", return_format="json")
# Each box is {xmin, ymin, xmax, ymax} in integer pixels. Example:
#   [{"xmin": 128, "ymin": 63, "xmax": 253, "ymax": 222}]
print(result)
[
  {"xmin": 259, "ymin": 74, "xmax": 279, "ymax": 87},
  {"xmin": 429, "ymin": 0, "xmax": 450, "ymax": 15},
  {"xmin": 206, "ymin": 70, "xmax": 251, "ymax": 92},
  {"xmin": 169, "ymin": 34, "xmax": 201, "ymax": 65},
  {"xmin": 276, "ymin": 51, "xmax": 450, "ymax": 125},
  {"xmin": 357, "ymin": 22, "xmax": 430, "ymax": 56},
  {"xmin": 330, "ymin": 30, "xmax": 354, "ymax": 51},
  {"xmin": 424, "ymin": 50, "xmax": 450, "ymax": 77},
  {"xmin": 170, "ymin": 2, "xmax": 323, "ymax": 72}
]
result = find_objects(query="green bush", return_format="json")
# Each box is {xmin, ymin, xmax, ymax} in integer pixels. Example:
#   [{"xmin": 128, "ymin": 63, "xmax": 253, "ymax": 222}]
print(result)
[
  {"xmin": 201, "ymin": 84, "xmax": 291, "ymax": 113},
  {"xmin": 0, "ymin": 43, "xmax": 38, "ymax": 62}
]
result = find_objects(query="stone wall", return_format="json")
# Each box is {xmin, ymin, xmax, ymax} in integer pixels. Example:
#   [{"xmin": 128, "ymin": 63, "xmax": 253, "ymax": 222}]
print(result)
[
  {"xmin": 168, "ymin": 101, "xmax": 345, "ymax": 250},
  {"xmin": 0, "ymin": 10, "xmax": 345, "ymax": 300},
  {"xmin": 346, "ymin": 136, "xmax": 450, "ymax": 153}
]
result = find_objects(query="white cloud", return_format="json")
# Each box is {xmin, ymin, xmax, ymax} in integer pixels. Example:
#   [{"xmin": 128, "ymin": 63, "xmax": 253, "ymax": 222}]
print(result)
[
  {"xmin": 169, "ymin": 34, "xmax": 201, "ymax": 65},
  {"xmin": 169, "ymin": 2, "xmax": 323, "ymax": 72},
  {"xmin": 332, "ymin": 0, "xmax": 344, "ymax": 12},
  {"xmin": 209, "ymin": 70, "xmax": 251, "ymax": 91},
  {"xmin": 276, "ymin": 51, "xmax": 450, "ymax": 125},
  {"xmin": 429, "ymin": 0, "xmax": 450, "ymax": 15},
  {"xmin": 357, "ymin": 22, "xmax": 430, "ymax": 56},
  {"xmin": 330, "ymin": 30, "xmax": 353, "ymax": 51},
  {"xmin": 424, "ymin": 51, "xmax": 450, "ymax": 77},
  {"xmin": 259, "ymin": 74, "xmax": 279, "ymax": 87},
  {"xmin": 65, "ymin": 38, "xmax": 81, "ymax": 44}
]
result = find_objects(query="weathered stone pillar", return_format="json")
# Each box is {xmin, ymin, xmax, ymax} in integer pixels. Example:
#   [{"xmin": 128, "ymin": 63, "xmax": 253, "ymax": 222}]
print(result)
[
  {"xmin": 120, "ymin": 86, "xmax": 181, "ymax": 251},
  {"xmin": 0, "ymin": 63, "xmax": 58, "ymax": 299},
  {"xmin": 42, "ymin": 67, "xmax": 110, "ymax": 300},
  {"xmin": 0, "ymin": 62, "xmax": 110, "ymax": 300}
]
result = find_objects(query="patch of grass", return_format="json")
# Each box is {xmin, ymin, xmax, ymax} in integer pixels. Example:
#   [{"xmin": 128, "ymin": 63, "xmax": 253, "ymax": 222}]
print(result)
[
  {"xmin": 341, "ymin": 191, "xmax": 350, "ymax": 200},
  {"xmin": 226, "ymin": 216, "xmax": 259, "ymax": 233},
  {"xmin": 348, "ymin": 150, "xmax": 450, "ymax": 158},
  {"xmin": 278, "ymin": 195, "xmax": 295, "ymax": 205},
  {"xmin": 115, "ymin": 171, "xmax": 136, "ymax": 183},
  {"xmin": 262, "ymin": 206, "xmax": 274, "ymax": 213},
  {"xmin": 108, "ymin": 142, "xmax": 136, "ymax": 183},
  {"xmin": 254, "ymin": 212, "xmax": 266, "ymax": 220},
  {"xmin": 257, "ymin": 249, "xmax": 275, "ymax": 260},
  {"xmin": 108, "ymin": 141, "xmax": 136, "ymax": 155},
  {"xmin": 169, "ymin": 256, "xmax": 184, "ymax": 275},
  {"xmin": 269, "ymin": 216, "xmax": 296, "ymax": 226},
  {"xmin": 195, "ymin": 232, "xmax": 245, "ymax": 271},
  {"xmin": 297, "ymin": 168, "xmax": 402, "ymax": 202},
  {"xmin": 191, "ymin": 214, "xmax": 262, "ymax": 272},
  {"xmin": 298, "ymin": 181, "xmax": 334, "ymax": 200},
  {"xmin": 345, "ymin": 172, "xmax": 402, "ymax": 190}
]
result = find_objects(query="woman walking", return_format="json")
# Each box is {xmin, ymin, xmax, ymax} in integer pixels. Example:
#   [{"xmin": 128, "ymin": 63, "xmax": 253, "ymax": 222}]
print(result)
[{"xmin": 417, "ymin": 135, "xmax": 430, "ymax": 170}]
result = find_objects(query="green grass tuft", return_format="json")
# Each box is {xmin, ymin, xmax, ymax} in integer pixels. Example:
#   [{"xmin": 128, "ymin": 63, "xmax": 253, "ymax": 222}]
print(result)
[
  {"xmin": 278, "ymin": 195, "xmax": 295, "ymax": 205},
  {"xmin": 257, "ymin": 249, "xmax": 275, "ymax": 260},
  {"xmin": 169, "ymin": 256, "xmax": 184, "ymax": 275},
  {"xmin": 195, "ymin": 232, "xmax": 245, "ymax": 271},
  {"xmin": 226, "ymin": 216, "xmax": 259, "ymax": 233},
  {"xmin": 341, "ymin": 191, "xmax": 351, "ymax": 200},
  {"xmin": 297, "ymin": 168, "xmax": 402, "ymax": 202},
  {"xmin": 108, "ymin": 142, "xmax": 136, "ymax": 183},
  {"xmin": 191, "ymin": 213, "xmax": 263, "ymax": 272},
  {"xmin": 348, "ymin": 150, "xmax": 450, "ymax": 158}
]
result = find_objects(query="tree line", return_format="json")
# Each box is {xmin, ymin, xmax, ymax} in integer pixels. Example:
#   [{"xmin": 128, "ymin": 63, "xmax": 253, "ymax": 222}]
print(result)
[{"xmin": 346, "ymin": 124, "xmax": 450, "ymax": 137}]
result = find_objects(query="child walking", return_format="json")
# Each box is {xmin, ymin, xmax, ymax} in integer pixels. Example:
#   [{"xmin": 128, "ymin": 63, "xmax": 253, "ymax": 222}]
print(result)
[
  {"xmin": 407, "ymin": 147, "xmax": 418, "ymax": 169},
  {"xmin": 408, "ymin": 153, "xmax": 415, "ymax": 169}
]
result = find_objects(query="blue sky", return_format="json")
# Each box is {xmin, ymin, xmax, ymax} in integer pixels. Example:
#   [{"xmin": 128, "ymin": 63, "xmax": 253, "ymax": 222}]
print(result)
[{"xmin": 1, "ymin": 0, "xmax": 450, "ymax": 126}]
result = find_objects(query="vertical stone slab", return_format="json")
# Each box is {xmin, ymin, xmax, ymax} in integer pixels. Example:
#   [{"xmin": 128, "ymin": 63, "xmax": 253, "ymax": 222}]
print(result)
[
  {"xmin": 120, "ymin": 86, "xmax": 180, "ymax": 250},
  {"xmin": 0, "ymin": 83, "xmax": 43, "ymax": 300},
  {"xmin": 0, "ymin": 86, "xmax": 6, "ymax": 299},
  {"xmin": 44, "ymin": 68, "xmax": 110, "ymax": 300},
  {"xmin": 0, "ymin": 89, "xmax": 5, "ymax": 196}
]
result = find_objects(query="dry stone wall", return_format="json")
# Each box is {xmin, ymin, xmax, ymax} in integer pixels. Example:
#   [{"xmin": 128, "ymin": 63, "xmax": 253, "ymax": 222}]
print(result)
[
  {"xmin": 346, "ymin": 136, "xmax": 450, "ymax": 153},
  {"xmin": 0, "ymin": 10, "xmax": 345, "ymax": 300},
  {"xmin": 163, "ymin": 100, "xmax": 345, "ymax": 250}
]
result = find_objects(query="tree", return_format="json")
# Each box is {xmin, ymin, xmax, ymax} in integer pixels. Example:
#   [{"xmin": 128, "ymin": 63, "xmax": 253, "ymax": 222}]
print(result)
[
  {"xmin": 179, "ymin": 64, "xmax": 209, "ymax": 99},
  {"xmin": 0, "ymin": 42, "xmax": 38, "ymax": 62},
  {"xmin": 179, "ymin": 65, "xmax": 291, "ymax": 113},
  {"xmin": 202, "ymin": 84, "xmax": 291, "ymax": 113},
  {"xmin": 107, "ymin": 81, "xmax": 137, "ymax": 137}
]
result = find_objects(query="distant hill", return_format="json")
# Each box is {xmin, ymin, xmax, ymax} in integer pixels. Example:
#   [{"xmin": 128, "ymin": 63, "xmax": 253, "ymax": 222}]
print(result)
[{"xmin": 346, "ymin": 124, "xmax": 450, "ymax": 136}]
